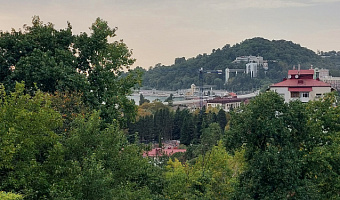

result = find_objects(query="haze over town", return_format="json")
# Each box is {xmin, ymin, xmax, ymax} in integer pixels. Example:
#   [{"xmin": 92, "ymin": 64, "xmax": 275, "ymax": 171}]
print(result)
[{"xmin": 1, "ymin": 0, "xmax": 339, "ymax": 68}]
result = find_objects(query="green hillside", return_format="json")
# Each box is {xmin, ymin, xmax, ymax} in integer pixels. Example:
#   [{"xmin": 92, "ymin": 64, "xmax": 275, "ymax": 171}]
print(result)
[{"xmin": 141, "ymin": 37, "xmax": 339, "ymax": 92}]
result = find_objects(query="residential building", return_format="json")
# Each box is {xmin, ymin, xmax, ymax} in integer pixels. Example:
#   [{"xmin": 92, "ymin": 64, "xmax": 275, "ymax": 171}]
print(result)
[
  {"xmin": 269, "ymin": 69, "xmax": 332, "ymax": 103},
  {"xmin": 206, "ymin": 96, "xmax": 250, "ymax": 112}
]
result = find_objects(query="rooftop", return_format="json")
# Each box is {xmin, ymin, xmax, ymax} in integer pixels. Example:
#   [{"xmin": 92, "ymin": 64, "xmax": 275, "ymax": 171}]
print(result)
[
  {"xmin": 143, "ymin": 148, "xmax": 186, "ymax": 157},
  {"xmin": 288, "ymin": 69, "xmax": 314, "ymax": 75},
  {"xmin": 271, "ymin": 77, "xmax": 331, "ymax": 87}
]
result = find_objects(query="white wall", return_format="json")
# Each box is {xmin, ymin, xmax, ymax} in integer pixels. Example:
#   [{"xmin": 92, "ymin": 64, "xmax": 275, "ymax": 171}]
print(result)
[
  {"xmin": 270, "ymin": 87, "xmax": 290, "ymax": 102},
  {"xmin": 270, "ymin": 87, "xmax": 331, "ymax": 103}
]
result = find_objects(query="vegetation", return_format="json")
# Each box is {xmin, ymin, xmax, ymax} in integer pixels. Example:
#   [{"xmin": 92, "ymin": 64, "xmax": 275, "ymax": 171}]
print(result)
[
  {"xmin": 128, "ymin": 104, "xmax": 229, "ymax": 145},
  {"xmin": 142, "ymin": 38, "xmax": 339, "ymax": 92},
  {"xmin": 0, "ymin": 16, "xmax": 142, "ymax": 126},
  {"xmin": 0, "ymin": 191, "xmax": 23, "ymax": 200},
  {"xmin": 225, "ymin": 91, "xmax": 340, "ymax": 199},
  {"xmin": 0, "ymin": 17, "xmax": 339, "ymax": 199}
]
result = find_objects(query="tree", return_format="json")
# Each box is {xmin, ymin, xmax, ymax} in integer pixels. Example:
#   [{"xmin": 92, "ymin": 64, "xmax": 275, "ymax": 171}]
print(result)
[
  {"xmin": 0, "ymin": 83, "xmax": 63, "ymax": 199},
  {"xmin": 0, "ymin": 191, "xmax": 23, "ymax": 200},
  {"xmin": 216, "ymin": 108, "xmax": 227, "ymax": 131},
  {"xmin": 164, "ymin": 141, "xmax": 246, "ymax": 199},
  {"xmin": 0, "ymin": 16, "xmax": 141, "ymax": 126},
  {"xmin": 226, "ymin": 91, "xmax": 340, "ymax": 199},
  {"xmin": 54, "ymin": 111, "xmax": 164, "ymax": 199},
  {"xmin": 73, "ymin": 17, "xmax": 141, "ymax": 125},
  {"xmin": 302, "ymin": 93, "xmax": 340, "ymax": 199},
  {"xmin": 139, "ymin": 93, "xmax": 150, "ymax": 105},
  {"xmin": 0, "ymin": 83, "xmax": 165, "ymax": 199},
  {"xmin": 226, "ymin": 92, "xmax": 307, "ymax": 199},
  {"xmin": 172, "ymin": 107, "xmax": 182, "ymax": 140},
  {"xmin": 180, "ymin": 112, "xmax": 196, "ymax": 145}
]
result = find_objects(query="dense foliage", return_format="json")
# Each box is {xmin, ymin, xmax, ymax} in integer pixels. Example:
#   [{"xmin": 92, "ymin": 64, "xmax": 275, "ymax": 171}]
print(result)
[
  {"xmin": 225, "ymin": 91, "xmax": 340, "ymax": 199},
  {"xmin": 1, "ymin": 17, "xmax": 339, "ymax": 199},
  {"xmin": 0, "ymin": 16, "xmax": 141, "ymax": 125},
  {"xmin": 142, "ymin": 38, "xmax": 339, "ymax": 92},
  {"xmin": 0, "ymin": 83, "xmax": 164, "ymax": 199},
  {"xmin": 128, "ymin": 103, "xmax": 229, "ymax": 145}
]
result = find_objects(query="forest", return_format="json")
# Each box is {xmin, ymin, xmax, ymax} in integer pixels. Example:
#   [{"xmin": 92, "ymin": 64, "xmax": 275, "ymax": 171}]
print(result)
[
  {"xmin": 0, "ymin": 17, "xmax": 339, "ymax": 199},
  {"xmin": 141, "ymin": 37, "xmax": 340, "ymax": 92}
]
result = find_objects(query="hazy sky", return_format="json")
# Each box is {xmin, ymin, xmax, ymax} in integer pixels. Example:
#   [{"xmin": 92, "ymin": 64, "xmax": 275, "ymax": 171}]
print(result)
[{"xmin": 1, "ymin": 0, "xmax": 339, "ymax": 68}]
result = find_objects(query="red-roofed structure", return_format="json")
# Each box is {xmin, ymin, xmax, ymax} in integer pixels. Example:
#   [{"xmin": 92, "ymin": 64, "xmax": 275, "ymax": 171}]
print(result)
[
  {"xmin": 270, "ymin": 69, "xmax": 332, "ymax": 102},
  {"xmin": 143, "ymin": 148, "xmax": 186, "ymax": 157},
  {"xmin": 206, "ymin": 96, "xmax": 250, "ymax": 112}
]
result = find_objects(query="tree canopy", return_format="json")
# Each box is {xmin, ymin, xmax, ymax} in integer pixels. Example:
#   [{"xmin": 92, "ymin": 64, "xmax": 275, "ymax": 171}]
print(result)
[
  {"xmin": 0, "ymin": 16, "xmax": 142, "ymax": 125},
  {"xmin": 225, "ymin": 91, "xmax": 340, "ymax": 199}
]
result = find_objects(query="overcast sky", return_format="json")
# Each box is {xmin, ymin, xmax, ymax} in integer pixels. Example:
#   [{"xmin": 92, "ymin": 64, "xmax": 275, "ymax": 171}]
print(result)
[{"xmin": 1, "ymin": 0, "xmax": 339, "ymax": 68}]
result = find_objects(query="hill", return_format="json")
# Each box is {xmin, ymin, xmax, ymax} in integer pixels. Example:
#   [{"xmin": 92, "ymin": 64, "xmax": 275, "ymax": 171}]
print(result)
[{"xmin": 141, "ymin": 37, "xmax": 339, "ymax": 92}]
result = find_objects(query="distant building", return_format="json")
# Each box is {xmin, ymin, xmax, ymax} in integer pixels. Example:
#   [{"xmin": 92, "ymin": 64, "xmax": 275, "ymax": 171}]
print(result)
[
  {"xmin": 226, "ymin": 55, "xmax": 268, "ymax": 83},
  {"xmin": 320, "ymin": 76, "xmax": 340, "ymax": 91},
  {"xmin": 233, "ymin": 56, "xmax": 264, "ymax": 65},
  {"xmin": 143, "ymin": 148, "xmax": 186, "ymax": 157},
  {"xmin": 269, "ymin": 69, "xmax": 332, "ymax": 103},
  {"xmin": 314, "ymin": 68, "xmax": 340, "ymax": 91},
  {"xmin": 206, "ymin": 96, "xmax": 250, "ymax": 112},
  {"xmin": 246, "ymin": 62, "xmax": 258, "ymax": 78}
]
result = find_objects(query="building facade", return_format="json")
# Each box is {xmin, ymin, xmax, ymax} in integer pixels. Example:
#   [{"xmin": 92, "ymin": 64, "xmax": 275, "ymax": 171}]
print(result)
[
  {"xmin": 206, "ymin": 97, "xmax": 249, "ymax": 112},
  {"xmin": 270, "ymin": 69, "xmax": 332, "ymax": 103}
]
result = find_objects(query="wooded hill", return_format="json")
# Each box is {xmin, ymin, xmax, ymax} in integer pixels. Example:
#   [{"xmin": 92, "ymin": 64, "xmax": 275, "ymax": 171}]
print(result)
[{"xmin": 141, "ymin": 37, "xmax": 340, "ymax": 92}]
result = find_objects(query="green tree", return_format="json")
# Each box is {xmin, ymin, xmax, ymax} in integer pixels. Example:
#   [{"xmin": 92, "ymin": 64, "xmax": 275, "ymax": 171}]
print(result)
[
  {"xmin": 0, "ymin": 83, "xmax": 63, "ymax": 199},
  {"xmin": 216, "ymin": 108, "xmax": 227, "ymax": 131},
  {"xmin": 73, "ymin": 17, "xmax": 141, "ymax": 125},
  {"xmin": 0, "ymin": 83, "xmax": 164, "ymax": 199},
  {"xmin": 226, "ymin": 91, "xmax": 340, "ymax": 199},
  {"xmin": 0, "ymin": 16, "xmax": 141, "ymax": 126},
  {"xmin": 139, "ymin": 93, "xmax": 150, "ymax": 105},
  {"xmin": 180, "ymin": 112, "xmax": 196, "ymax": 145},
  {"xmin": 52, "ymin": 112, "xmax": 164, "ymax": 199},
  {"xmin": 164, "ymin": 141, "xmax": 245, "ymax": 199},
  {"xmin": 0, "ymin": 191, "xmax": 23, "ymax": 200},
  {"xmin": 302, "ymin": 93, "xmax": 340, "ymax": 199}
]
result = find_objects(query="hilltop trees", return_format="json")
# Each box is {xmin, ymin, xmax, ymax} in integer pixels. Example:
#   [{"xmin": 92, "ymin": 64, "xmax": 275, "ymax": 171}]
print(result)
[{"xmin": 141, "ymin": 37, "xmax": 335, "ymax": 92}]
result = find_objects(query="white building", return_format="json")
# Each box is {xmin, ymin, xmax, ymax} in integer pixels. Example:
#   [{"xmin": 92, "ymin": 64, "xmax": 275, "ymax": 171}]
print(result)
[
  {"xmin": 246, "ymin": 62, "xmax": 258, "ymax": 78},
  {"xmin": 233, "ymin": 56, "xmax": 264, "ymax": 65},
  {"xmin": 270, "ymin": 69, "xmax": 332, "ymax": 103}
]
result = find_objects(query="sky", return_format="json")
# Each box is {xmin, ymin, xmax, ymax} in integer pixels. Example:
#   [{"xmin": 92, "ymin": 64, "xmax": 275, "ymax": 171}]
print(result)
[{"xmin": 1, "ymin": 0, "xmax": 339, "ymax": 69}]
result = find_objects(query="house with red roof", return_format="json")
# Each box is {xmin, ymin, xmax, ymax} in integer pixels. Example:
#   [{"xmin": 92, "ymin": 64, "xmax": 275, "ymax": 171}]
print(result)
[
  {"xmin": 143, "ymin": 147, "xmax": 186, "ymax": 158},
  {"xmin": 269, "ymin": 69, "xmax": 332, "ymax": 103}
]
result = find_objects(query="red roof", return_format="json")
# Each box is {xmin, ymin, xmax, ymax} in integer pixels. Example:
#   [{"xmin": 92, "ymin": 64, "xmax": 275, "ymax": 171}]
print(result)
[
  {"xmin": 271, "ymin": 78, "xmax": 331, "ymax": 87},
  {"xmin": 288, "ymin": 87, "xmax": 312, "ymax": 92},
  {"xmin": 288, "ymin": 70, "xmax": 314, "ymax": 75},
  {"xmin": 229, "ymin": 92, "xmax": 237, "ymax": 97},
  {"xmin": 143, "ymin": 148, "xmax": 186, "ymax": 157}
]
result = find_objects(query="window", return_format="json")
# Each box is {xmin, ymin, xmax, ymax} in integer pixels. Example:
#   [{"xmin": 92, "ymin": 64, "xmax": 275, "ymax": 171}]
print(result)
[
  {"xmin": 302, "ymin": 92, "xmax": 309, "ymax": 98},
  {"xmin": 291, "ymin": 92, "xmax": 299, "ymax": 98},
  {"xmin": 315, "ymin": 93, "xmax": 322, "ymax": 98}
]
